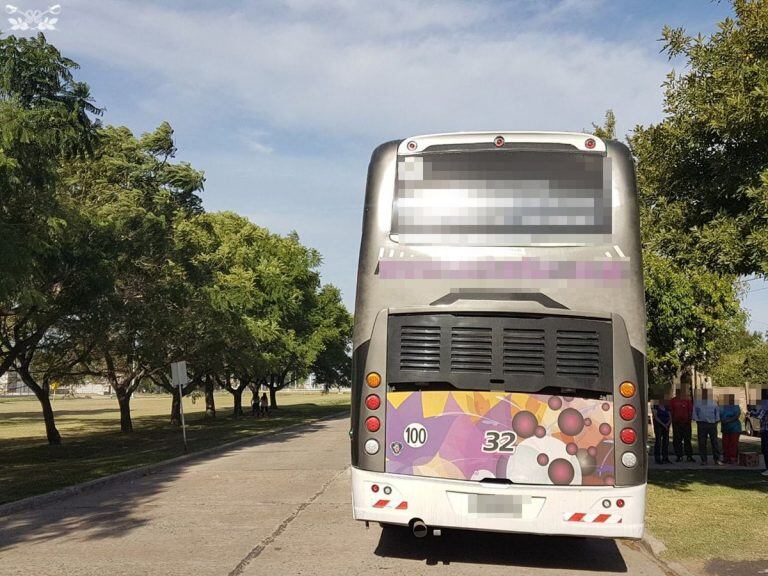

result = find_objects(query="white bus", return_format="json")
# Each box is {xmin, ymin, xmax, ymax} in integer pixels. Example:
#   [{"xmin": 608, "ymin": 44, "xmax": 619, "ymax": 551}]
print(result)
[{"xmin": 350, "ymin": 132, "xmax": 647, "ymax": 539}]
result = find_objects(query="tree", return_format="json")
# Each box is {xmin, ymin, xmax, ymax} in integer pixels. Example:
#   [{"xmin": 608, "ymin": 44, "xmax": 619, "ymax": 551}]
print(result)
[
  {"xmin": 68, "ymin": 123, "xmax": 204, "ymax": 432},
  {"xmin": 589, "ymin": 106, "xmax": 747, "ymax": 392},
  {"xmin": 0, "ymin": 33, "xmax": 102, "ymax": 444},
  {"xmin": 744, "ymin": 339, "xmax": 768, "ymax": 392},
  {"xmin": 591, "ymin": 109, "xmax": 616, "ymax": 140},
  {"xmin": 310, "ymin": 286, "xmax": 352, "ymax": 390},
  {"xmin": 643, "ymin": 252, "xmax": 745, "ymax": 393},
  {"xmin": 630, "ymin": 1, "xmax": 768, "ymax": 276}
]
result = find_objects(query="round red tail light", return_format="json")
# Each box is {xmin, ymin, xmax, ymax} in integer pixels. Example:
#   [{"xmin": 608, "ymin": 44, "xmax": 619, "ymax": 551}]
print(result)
[
  {"xmin": 585, "ymin": 138, "xmax": 596, "ymax": 149},
  {"xmin": 616, "ymin": 498, "xmax": 625, "ymax": 508},
  {"xmin": 365, "ymin": 416, "xmax": 381, "ymax": 433},
  {"xmin": 494, "ymin": 135, "xmax": 505, "ymax": 147},
  {"xmin": 620, "ymin": 428, "xmax": 637, "ymax": 444},
  {"xmin": 620, "ymin": 405, "xmax": 636, "ymax": 421},
  {"xmin": 371, "ymin": 484, "xmax": 379, "ymax": 493},
  {"xmin": 365, "ymin": 394, "xmax": 381, "ymax": 410}
]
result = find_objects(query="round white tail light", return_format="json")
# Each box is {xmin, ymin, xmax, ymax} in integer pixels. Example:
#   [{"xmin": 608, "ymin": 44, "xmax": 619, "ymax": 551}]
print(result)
[
  {"xmin": 364, "ymin": 439, "xmax": 380, "ymax": 455},
  {"xmin": 621, "ymin": 451, "xmax": 637, "ymax": 468}
]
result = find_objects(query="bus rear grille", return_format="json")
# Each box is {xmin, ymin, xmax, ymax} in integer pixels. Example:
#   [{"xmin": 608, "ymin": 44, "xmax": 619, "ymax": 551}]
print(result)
[
  {"xmin": 450, "ymin": 327, "xmax": 492, "ymax": 373},
  {"xmin": 556, "ymin": 330, "xmax": 600, "ymax": 377},
  {"xmin": 400, "ymin": 325, "xmax": 441, "ymax": 371},
  {"xmin": 503, "ymin": 329, "xmax": 545, "ymax": 374},
  {"xmin": 387, "ymin": 315, "xmax": 611, "ymax": 392}
]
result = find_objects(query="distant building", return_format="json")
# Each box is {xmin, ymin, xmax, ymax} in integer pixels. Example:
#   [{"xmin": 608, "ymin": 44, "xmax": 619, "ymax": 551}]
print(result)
[
  {"xmin": 0, "ymin": 371, "xmax": 33, "ymax": 396},
  {"xmin": 0, "ymin": 371, "xmax": 110, "ymax": 396}
]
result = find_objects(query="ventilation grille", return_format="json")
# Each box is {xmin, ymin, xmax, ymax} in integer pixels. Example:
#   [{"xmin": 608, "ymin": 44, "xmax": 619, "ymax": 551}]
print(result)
[
  {"xmin": 556, "ymin": 330, "xmax": 600, "ymax": 377},
  {"xmin": 503, "ymin": 329, "xmax": 545, "ymax": 374},
  {"xmin": 399, "ymin": 325, "xmax": 441, "ymax": 371},
  {"xmin": 451, "ymin": 327, "xmax": 492, "ymax": 373}
]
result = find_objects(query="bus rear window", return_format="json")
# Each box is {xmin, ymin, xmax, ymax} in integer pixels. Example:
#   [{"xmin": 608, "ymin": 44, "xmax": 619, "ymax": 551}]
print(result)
[{"xmin": 393, "ymin": 150, "xmax": 611, "ymax": 246}]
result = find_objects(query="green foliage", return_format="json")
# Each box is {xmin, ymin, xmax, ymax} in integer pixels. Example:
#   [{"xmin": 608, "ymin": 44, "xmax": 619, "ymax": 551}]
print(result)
[
  {"xmin": 643, "ymin": 251, "xmax": 745, "ymax": 391},
  {"xmin": 744, "ymin": 338, "xmax": 768, "ymax": 387},
  {"xmin": 0, "ymin": 33, "xmax": 102, "ymax": 306},
  {"xmin": 709, "ymin": 328, "xmax": 762, "ymax": 387},
  {"xmin": 310, "ymin": 285, "xmax": 353, "ymax": 388},
  {"xmin": 0, "ymin": 32, "xmax": 351, "ymax": 438},
  {"xmin": 630, "ymin": 1, "xmax": 768, "ymax": 275},
  {"xmin": 591, "ymin": 109, "xmax": 616, "ymax": 139}
]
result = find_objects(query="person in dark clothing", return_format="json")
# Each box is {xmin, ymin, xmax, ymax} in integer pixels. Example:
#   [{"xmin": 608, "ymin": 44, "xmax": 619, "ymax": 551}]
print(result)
[
  {"xmin": 758, "ymin": 388, "xmax": 768, "ymax": 477},
  {"xmin": 251, "ymin": 391, "xmax": 259, "ymax": 417},
  {"xmin": 669, "ymin": 387, "xmax": 694, "ymax": 462},
  {"xmin": 652, "ymin": 398, "xmax": 672, "ymax": 464},
  {"xmin": 260, "ymin": 392, "xmax": 269, "ymax": 417}
]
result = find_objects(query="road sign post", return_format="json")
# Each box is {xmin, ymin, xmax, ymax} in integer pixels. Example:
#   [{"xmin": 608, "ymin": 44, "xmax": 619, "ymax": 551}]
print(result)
[{"xmin": 170, "ymin": 361, "xmax": 189, "ymax": 452}]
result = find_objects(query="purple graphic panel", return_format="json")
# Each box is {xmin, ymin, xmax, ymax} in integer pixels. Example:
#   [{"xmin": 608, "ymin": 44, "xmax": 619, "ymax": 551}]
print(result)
[{"xmin": 385, "ymin": 391, "xmax": 615, "ymax": 486}]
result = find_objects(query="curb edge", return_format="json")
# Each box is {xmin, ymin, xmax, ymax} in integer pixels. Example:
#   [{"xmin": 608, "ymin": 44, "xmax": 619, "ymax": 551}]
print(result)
[{"xmin": 639, "ymin": 531, "xmax": 698, "ymax": 576}]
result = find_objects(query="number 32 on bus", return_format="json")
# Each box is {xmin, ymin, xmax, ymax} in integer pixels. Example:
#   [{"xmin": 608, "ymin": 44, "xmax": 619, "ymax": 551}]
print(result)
[{"xmin": 350, "ymin": 132, "xmax": 647, "ymax": 539}]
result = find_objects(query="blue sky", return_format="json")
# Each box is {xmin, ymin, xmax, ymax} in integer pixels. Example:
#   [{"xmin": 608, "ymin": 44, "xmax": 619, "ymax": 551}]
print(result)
[{"xmin": 12, "ymin": 0, "xmax": 768, "ymax": 331}]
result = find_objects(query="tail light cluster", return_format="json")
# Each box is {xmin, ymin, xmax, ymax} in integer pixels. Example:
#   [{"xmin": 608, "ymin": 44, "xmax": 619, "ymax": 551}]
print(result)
[
  {"xmin": 618, "ymin": 380, "xmax": 639, "ymax": 468},
  {"xmin": 363, "ymin": 372, "xmax": 382, "ymax": 455}
]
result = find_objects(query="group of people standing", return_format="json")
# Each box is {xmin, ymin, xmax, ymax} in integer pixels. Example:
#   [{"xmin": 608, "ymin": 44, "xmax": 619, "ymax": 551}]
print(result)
[
  {"xmin": 652, "ymin": 388, "xmax": 768, "ymax": 475},
  {"xmin": 251, "ymin": 392, "xmax": 270, "ymax": 417}
]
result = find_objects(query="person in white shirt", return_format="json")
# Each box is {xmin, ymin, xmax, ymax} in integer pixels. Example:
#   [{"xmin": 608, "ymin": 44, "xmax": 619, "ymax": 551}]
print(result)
[{"xmin": 693, "ymin": 389, "xmax": 721, "ymax": 465}]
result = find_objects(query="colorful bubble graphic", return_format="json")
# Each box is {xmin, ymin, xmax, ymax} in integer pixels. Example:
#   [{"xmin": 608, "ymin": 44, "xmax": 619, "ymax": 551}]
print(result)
[{"xmin": 558, "ymin": 408, "xmax": 584, "ymax": 436}]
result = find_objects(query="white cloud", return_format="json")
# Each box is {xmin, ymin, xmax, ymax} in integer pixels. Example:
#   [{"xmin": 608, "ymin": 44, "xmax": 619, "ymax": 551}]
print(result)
[
  {"xmin": 239, "ymin": 129, "xmax": 273, "ymax": 154},
  {"xmin": 58, "ymin": 0, "xmax": 667, "ymax": 140},
  {"xmin": 48, "ymin": 0, "xmax": 674, "ymax": 308}
]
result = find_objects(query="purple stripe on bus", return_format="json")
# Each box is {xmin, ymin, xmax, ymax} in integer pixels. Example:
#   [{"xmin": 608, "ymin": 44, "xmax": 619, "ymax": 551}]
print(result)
[{"xmin": 378, "ymin": 259, "xmax": 629, "ymax": 280}]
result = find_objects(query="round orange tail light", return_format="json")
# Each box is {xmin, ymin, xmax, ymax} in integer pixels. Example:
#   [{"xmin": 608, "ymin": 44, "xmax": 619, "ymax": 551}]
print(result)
[
  {"xmin": 620, "ymin": 381, "xmax": 636, "ymax": 398},
  {"xmin": 366, "ymin": 372, "xmax": 381, "ymax": 388}
]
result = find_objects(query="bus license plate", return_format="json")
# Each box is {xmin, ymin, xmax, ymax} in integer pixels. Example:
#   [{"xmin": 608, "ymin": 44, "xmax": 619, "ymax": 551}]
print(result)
[{"xmin": 468, "ymin": 494, "xmax": 530, "ymax": 516}]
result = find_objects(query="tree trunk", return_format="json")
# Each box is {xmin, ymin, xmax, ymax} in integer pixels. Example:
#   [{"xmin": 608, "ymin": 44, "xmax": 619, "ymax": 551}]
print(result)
[
  {"xmin": 170, "ymin": 389, "xmax": 182, "ymax": 425},
  {"xmin": 233, "ymin": 387, "xmax": 244, "ymax": 417},
  {"xmin": 37, "ymin": 386, "xmax": 62, "ymax": 445},
  {"xmin": 204, "ymin": 376, "xmax": 216, "ymax": 419},
  {"xmin": 269, "ymin": 385, "xmax": 277, "ymax": 409},
  {"xmin": 117, "ymin": 392, "xmax": 133, "ymax": 433},
  {"xmin": 19, "ymin": 367, "xmax": 61, "ymax": 445}
]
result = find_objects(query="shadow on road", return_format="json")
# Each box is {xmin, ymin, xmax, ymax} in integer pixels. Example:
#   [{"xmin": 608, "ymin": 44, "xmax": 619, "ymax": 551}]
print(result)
[
  {"xmin": 699, "ymin": 558, "xmax": 768, "ymax": 576},
  {"xmin": 0, "ymin": 415, "xmax": 347, "ymax": 553},
  {"xmin": 375, "ymin": 525, "xmax": 628, "ymax": 572}
]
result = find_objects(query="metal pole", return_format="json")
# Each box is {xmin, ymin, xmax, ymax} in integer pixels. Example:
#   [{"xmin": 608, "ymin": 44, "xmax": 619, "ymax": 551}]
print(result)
[{"xmin": 178, "ymin": 381, "xmax": 188, "ymax": 452}]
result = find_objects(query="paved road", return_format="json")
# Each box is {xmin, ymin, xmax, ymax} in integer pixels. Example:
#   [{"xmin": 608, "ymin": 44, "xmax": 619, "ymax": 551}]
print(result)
[{"xmin": 0, "ymin": 415, "xmax": 671, "ymax": 576}]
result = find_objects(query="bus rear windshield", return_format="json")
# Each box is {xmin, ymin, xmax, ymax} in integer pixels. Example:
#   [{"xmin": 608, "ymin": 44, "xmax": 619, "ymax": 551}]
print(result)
[{"xmin": 393, "ymin": 150, "xmax": 611, "ymax": 245}]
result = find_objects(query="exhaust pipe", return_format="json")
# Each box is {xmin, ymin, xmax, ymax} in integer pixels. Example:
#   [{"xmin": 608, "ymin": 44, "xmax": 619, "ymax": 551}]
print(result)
[{"xmin": 411, "ymin": 519, "xmax": 428, "ymax": 538}]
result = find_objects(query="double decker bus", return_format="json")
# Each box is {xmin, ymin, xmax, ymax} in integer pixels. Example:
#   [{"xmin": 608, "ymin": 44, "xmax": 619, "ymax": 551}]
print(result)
[{"xmin": 350, "ymin": 132, "xmax": 646, "ymax": 539}]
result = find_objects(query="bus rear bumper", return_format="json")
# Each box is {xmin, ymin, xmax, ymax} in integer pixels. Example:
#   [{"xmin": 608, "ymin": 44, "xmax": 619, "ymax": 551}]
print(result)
[{"xmin": 351, "ymin": 467, "xmax": 645, "ymax": 539}]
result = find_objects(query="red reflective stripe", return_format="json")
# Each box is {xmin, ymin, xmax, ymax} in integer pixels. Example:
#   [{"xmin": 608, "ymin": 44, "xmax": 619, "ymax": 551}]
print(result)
[
  {"xmin": 396, "ymin": 501, "xmax": 408, "ymax": 510},
  {"xmin": 373, "ymin": 499, "xmax": 389, "ymax": 508},
  {"xmin": 569, "ymin": 513, "xmax": 586, "ymax": 522},
  {"xmin": 594, "ymin": 514, "xmax": 611, "ymax": 523}
]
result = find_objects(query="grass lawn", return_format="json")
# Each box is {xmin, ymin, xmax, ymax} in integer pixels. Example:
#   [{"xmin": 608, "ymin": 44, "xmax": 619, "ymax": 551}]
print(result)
[
  {"xmin": 646, "ymin": 469, "xmax": 768, "ymax": 565},
  {"xmin": 0, "ymin": 391, "xmax": 350, "ymax": 505}
]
